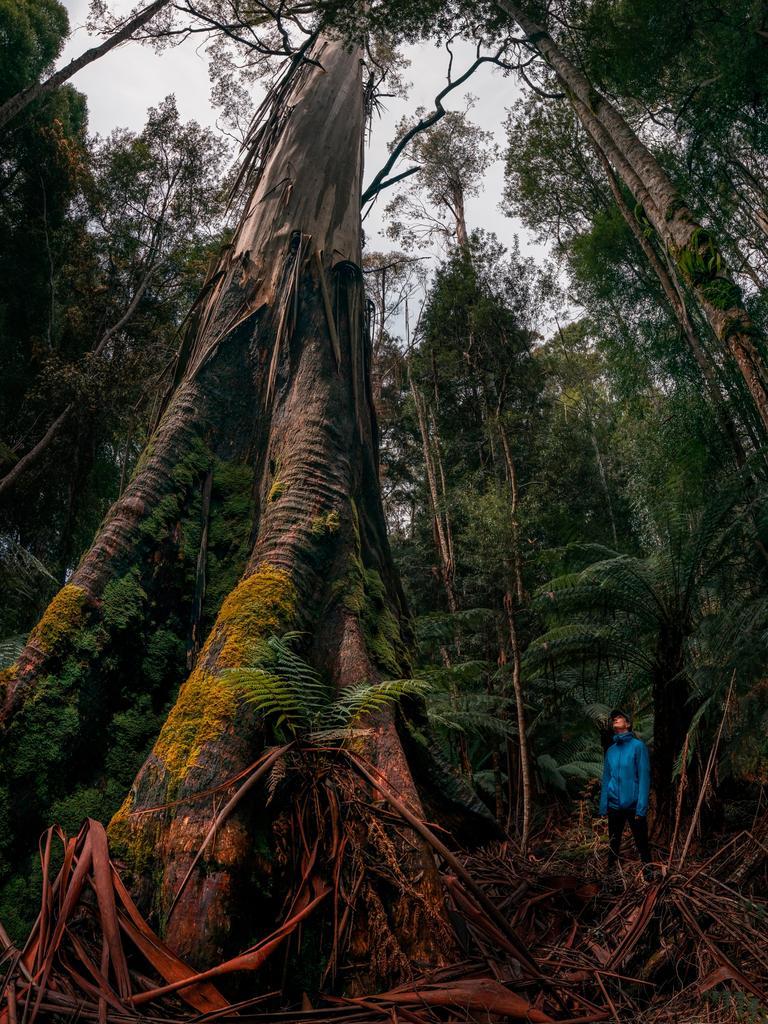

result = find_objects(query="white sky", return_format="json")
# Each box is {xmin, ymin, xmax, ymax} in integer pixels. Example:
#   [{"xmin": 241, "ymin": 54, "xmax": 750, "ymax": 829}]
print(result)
[{"xmin": 59, "ymin": 1, "xmax": 545, "ymax": 292}]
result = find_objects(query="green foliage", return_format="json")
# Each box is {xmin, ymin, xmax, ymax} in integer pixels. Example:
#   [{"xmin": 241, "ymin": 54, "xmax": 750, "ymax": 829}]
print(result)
[
  {"xmin": 699, "ymin": 277, "xmax": 743, "ymax": 312},
  {"xmin": 676, "ymin": 228, "xmax": 723, "ymax": 284},
  {"xmin": 0, "ymin": 83, "xmax": 229, "ymax": 584},
  {"xmin": 0, "ymin": 0, "xmax": 69, "ymax": 97},
  {"xmin": 229, "ymin": 632, "xmax": 430, "ymax": 743},
  {"xmin": 101, "ymin": 568, "xmax": 146, "ymax": 631}
]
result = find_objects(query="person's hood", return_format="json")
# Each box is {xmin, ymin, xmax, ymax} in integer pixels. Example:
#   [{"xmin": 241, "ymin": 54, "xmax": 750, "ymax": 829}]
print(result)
[{"xmin": 613, "ymin": 730, "xmax": 635, "ymax": 744}]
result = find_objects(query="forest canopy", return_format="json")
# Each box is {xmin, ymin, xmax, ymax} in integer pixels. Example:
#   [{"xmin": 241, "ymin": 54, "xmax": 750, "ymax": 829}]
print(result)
[{"xmin": 1, "ymin": 1, "xmax": 768, "ymax": 1022}]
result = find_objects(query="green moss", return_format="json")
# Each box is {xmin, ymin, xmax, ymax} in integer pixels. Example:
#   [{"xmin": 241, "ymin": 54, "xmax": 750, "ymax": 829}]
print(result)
[
  {"xmin": 26, "ymin": 584, "xmax": 88, "ymax": 656},
  {"xmin": 268, "ymin": 476, "xmax": 285, "ymax": 502},
  {"xmin": 139, "ymin": 436, "xmax": 210, "ymax": 545},
  {"xmin": 10, "ymin": 676, "xmax": 80, "ymax": 803},
  {"xmin": 0, "ymin": 666, "xmax": 14, "ymax": 698},
  {"xmin": 311, "ymin": 509, "xmax": 341, "ymax": 536},
  {"xmin": 205, "ymin": 460, "xmax": 255, "ymax": 620},
  {"xmin": 142, "ymin": 628, "xmax": 185, "ymax": 688},
  {"xmin": 108, "ymin": 794, "xmax": 159, "ymax": 878},
  {"xmin": 153, "ymin": 564, "xmax": 297, "ymax": 781},
  {"xmin": 341, "ymin": 556, "xmax": 408, "ymax": 677},
  {"xmin": 0, "ymin": 858, "xmax": 42, "ymax": 944},
  {"xmin": 101, "ymin": 568, "xmax": 147, "ymax": 631},
  {"xmin": 50, "ymin": 783, "xmax": 121, "ymax": 837},
  {"xmin": 106, "ymin": 696, "xmax": 164, "ymax": 784}
]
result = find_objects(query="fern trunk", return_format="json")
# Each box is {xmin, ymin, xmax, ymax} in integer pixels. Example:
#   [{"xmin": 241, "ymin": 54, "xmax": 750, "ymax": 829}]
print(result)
[{"xmin": 651, "ymin": 625, "xmax": 691, "ymax": 835}]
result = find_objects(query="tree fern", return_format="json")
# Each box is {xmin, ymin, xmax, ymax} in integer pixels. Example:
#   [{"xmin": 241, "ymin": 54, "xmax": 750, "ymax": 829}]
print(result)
[{"xmin": 228, "ymin": 633, "xmax": 431, "ymax": 744}]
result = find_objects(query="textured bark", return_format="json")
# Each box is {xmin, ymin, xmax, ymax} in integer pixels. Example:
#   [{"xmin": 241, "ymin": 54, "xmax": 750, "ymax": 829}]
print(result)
[
  {"xmin": 497, "ymin": 0, "xmax": 768, "ymax": 434},
  {"xmin": 449, "ymin": 183, "xmax": 469, "ymax": 250},
  {"xmin": 1, "ymin": 368, "xmax": 239, "ymax": 723}
]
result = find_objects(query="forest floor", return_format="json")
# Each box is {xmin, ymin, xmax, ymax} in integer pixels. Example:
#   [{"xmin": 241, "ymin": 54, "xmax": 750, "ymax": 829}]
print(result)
[
  {"xmin": 1, "ymin": 812, "xmax": 767, "ymax": 1024},
  {"xmin": 460, "ymin": 807, "xmax": 768, "ymax": 1023}
]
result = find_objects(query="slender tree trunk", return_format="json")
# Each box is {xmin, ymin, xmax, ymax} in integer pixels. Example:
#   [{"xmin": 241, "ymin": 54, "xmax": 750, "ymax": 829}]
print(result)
[
  {"xmin": 450, "ymin": 183, "xmax": 470, "ymax": 250},
  {"xmin": 0, "ymin": 0, "xmax": 170, "ymax": 130},
  {"xmin": 497, "ymin": 423, "xmax": 531, "ymax": 852},
  {"xmin": 408, "ymin": 376, "xmax": 473, "ymax": 776},
  {"xmin": 1, "ymin": 36, "xmax": 456, "ymax": 983},
  {"xmin": 498, "ymin": 0, "xmax": 768, "ymax": 434},
  {"xmin": 410, "ymin": 377, "xmax": 457, "ymax": 613}
]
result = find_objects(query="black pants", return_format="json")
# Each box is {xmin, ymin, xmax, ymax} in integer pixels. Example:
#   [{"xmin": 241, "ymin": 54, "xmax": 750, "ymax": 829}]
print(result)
[{"xmin": 607, "ymin": 807, "xmax": 651, "ymax": 864}]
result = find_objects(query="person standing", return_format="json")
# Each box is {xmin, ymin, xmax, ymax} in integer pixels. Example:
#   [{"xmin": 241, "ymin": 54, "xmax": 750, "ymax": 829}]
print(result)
[{"xmin": 599, "ymin": 709, "xmax": 651, "ymax": 867}]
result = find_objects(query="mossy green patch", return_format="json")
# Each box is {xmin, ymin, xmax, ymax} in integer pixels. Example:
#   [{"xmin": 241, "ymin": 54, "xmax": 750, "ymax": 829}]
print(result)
[
  {"xmin": 204, "ymin": 461, "xmax": 255, "ymax": 622},
  {"xmin": 142, "ymin": 628, "xmax": 185, "ymax": 688},
  {"xmin": 139, "ymin": 436, "xmax": 210, "ymax": 546},
  {"xmin": 153, "ymin": 564, "xmax": 297, "ymax": 781},
  {"xmin": 101, "ymin": 568, "xmax": 147, "ymax": 631},
  {"xmin": 342, "ymin": 556, "xmax": 408, "ymax": 677},
  {"xmin": 10, "ymin": 675, "xmax": 80, "ymax": 803},
  {"xmin": 311, "ymin": 509, "xmax": 341, "ymax": 536},
  {"xmin": 0, "ymin": 666, "xmax": 15, "ymax": 697},
  {"xmin": 26, "ymin": 584, "xmax": 88, "ymax": 656},
  {"xmin": 108, "ymin": 794, "xmax": 158, "ymax": 878},
  {"xmin": 268, "ymin": 476, "xmax": 285, "ymax": 502}
]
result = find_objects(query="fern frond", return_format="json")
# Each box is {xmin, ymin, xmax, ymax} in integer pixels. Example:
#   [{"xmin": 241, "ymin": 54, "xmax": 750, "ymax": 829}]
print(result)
[
  {"xmin": 0, "ymin": 633, "xmax": 26, "ymax": 670},
  {"xmin": 333, "ymin": 677, "xmax": 431, "ymax": 727}
]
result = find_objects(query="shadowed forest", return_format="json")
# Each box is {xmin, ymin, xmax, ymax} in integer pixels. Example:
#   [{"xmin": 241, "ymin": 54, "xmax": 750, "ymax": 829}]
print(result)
[{"xmin": 1, "ymin": 1, "xmax": 768, "ymax": 1022}]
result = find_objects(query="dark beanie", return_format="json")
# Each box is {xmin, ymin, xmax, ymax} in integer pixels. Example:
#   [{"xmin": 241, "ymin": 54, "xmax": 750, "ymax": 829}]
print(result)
[{"xmin": 609, "ymin": 708, "xmax": 631, "ymax": 723}]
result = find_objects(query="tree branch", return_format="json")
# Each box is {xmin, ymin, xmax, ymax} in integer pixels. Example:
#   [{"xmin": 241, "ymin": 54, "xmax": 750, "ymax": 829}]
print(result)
[
  {"xmin": 0, "ymin": 0, "xmax": 170, "ymax": 131},
  {"xmin": 361, "ymin": 42, "xmax": 520, "ymax": 206}
]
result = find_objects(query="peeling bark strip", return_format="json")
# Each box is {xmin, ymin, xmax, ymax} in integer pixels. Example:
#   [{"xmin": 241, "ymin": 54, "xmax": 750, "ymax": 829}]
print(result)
[{"xmin": 497, "ymin": 0, "xmax": 768, "ymax": 434}]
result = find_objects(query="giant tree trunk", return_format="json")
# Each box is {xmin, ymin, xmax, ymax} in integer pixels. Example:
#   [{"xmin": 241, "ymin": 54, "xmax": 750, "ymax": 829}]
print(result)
[
  {"xmin": 2, "ymin": 35, "xmax": 457, "ymax": 986},
  {"xmin": 497, "ymin": 0, "xmax": 768, "ymax": 435}
]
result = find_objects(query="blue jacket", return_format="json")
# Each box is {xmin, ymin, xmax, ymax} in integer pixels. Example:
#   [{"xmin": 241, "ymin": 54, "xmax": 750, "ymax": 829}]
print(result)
[{"xmin": 599, "ymin": 731, "xmax": 650, "ymax": 816}]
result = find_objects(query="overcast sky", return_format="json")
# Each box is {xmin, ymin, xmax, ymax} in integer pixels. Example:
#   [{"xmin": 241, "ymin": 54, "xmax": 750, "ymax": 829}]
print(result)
[{"xmin": 59, "ymin": 2, "xmax": 546, "ymax": 295}]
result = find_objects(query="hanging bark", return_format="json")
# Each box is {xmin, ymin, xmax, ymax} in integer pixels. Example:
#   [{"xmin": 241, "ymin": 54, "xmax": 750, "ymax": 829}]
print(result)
[
  {"xmin": 0, "ymin": 0, "xmax": 171, "ymax": 131},
  {"xmin": 0, "ymin": 34, "xmax": 459, "ymax": 984},
  {"xmin": 497, "ymin": 0, "xmax": 768, "ymax": 435}
]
